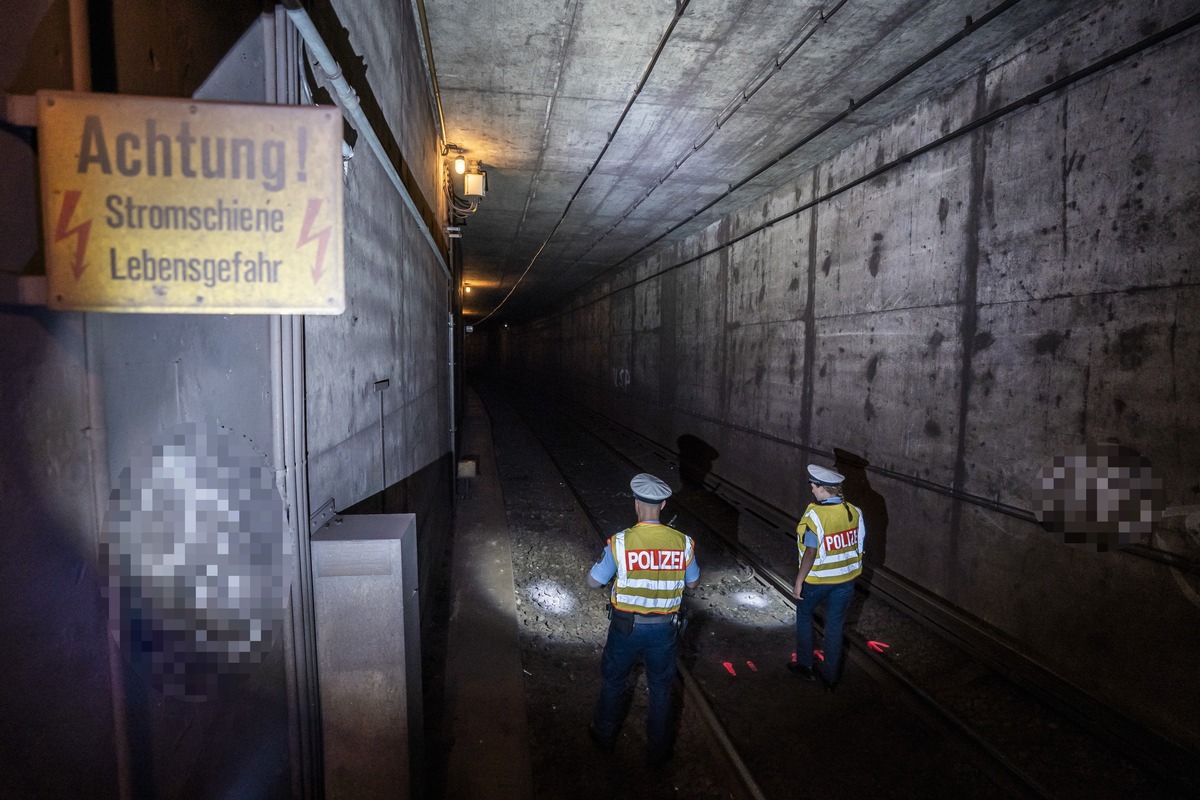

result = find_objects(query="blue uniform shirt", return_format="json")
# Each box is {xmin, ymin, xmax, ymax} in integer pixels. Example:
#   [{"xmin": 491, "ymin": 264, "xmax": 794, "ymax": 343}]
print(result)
[{"xmin": 799, "ymin": 496, "xmax": 844, "ymax": 548}]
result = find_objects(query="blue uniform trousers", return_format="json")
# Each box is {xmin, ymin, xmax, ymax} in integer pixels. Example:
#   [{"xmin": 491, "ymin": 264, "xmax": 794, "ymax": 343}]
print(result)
[
  {"xmin": 795, "ymin": 579, "xmax": 855, "ymax": 683},
  {"xmin": 592, "ymin": 617, "xmax": 677, "ymax": 761}
]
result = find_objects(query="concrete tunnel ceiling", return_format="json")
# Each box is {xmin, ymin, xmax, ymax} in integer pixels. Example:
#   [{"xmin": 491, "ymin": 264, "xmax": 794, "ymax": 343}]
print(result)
[{"xmin": 423, "ymin": 0, "xmax": 1094, "ymax": 326}]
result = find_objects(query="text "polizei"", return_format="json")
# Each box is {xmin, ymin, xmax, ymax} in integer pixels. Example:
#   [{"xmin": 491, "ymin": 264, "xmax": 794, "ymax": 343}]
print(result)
[{"xmin": 623, "ymin": 549, "xmax": 686, "ymax": 571}]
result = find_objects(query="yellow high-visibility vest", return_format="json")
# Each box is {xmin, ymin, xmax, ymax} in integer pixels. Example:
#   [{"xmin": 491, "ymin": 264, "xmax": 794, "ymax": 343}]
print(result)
[
  {"xmin": 797, "ymin": 500, "xmax": 865, "ymax": 584},
  {"xmin": 609, "ymin": 522, "xmax": 694, "ymax": 614}
]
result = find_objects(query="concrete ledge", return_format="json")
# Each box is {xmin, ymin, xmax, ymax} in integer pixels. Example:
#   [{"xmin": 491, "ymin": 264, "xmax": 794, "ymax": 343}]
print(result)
[{"xmin": 443, "ymin": 391, "xmax": 532, "ymax": 799}]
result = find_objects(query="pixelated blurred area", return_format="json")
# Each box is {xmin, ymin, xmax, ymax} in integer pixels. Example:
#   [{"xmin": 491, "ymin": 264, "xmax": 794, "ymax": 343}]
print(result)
[
  {"xmin": 100, "ymin": 423, "xmax": 292, "ymax": 701},
  {"xmin": 1032, "ymin": 442, "xmax": 1165, "ymax": 552}
]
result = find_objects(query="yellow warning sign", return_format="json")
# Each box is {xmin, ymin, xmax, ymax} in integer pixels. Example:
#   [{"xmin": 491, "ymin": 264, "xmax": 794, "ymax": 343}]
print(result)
[{"xmin": 38, "ymin": 91, "xmax": 344, "ymax": 314}]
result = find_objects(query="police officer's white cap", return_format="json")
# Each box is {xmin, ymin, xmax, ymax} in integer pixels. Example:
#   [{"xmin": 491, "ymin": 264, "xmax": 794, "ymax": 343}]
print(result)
[
  {"xmin": 807, "ymin": 464, "xmax": 844, "ymax": 486},
  {"xmin": 631, "ymin": 473, "xmax": 672, "ymax": 503}
]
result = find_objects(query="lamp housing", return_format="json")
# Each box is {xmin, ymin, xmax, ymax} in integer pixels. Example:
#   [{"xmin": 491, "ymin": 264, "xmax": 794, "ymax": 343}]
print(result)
[{"xmin": 463, "ymin": 169, "xmax": 487, "ymax": 198}]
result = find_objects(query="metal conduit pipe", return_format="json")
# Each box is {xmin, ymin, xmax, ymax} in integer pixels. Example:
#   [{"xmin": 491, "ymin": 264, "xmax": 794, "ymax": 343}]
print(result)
[
  {"xmin": 273, "ymin": 310, "xmax": 324, "ymax": 796},
  {"xmin": 282, "ymin": 1, "xmax": 451, "ymax": 282},
  {"xmin": 67, "ymin": 0, "xmax": 92, "ymax": 92},
  {"xmin": 269, "ymin": 314, "xmax": 307, "ymax": 796},
  {"xmin": 86, "ymin": 323, "xmax": 132, "ymax": 800},
  {"xmin": 67, "ymin": 3, "xmax": 133, "ymax": 797},
  {"xmin": 447, "ymin": 305, "xmax": 457, "ymax": 465},
  {"xmin": 411, "ymin": 0, "xmax": 448, "ymax": 143},
  {"xmin": 289, "ymin": 310, "xmax": 322, "ymax": 792},
  {"xmin": 266, "ymin": 12, "xmax": 323, "ymax": 797}
]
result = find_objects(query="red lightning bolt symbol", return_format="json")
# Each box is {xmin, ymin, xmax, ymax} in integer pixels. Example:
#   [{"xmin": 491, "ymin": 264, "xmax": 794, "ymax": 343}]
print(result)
[
  {"xmin": 297, "ymin": 198, "xmax": 331, "ymax": 283},
  {"xmin": 54, "ymin": 190, "xmax": 92, "ymax": 280}
]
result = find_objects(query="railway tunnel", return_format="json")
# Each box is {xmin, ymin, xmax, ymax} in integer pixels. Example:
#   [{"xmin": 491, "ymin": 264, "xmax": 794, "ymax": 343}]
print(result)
[{"xmin": 1, "ymin": 0, "xmax": 1197, "ymax": 798}]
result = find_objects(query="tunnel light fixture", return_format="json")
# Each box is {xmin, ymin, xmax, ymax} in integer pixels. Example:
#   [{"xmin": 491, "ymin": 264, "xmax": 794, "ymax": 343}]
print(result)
[
  {"xmin": 463, "ymin": 283, "xmax": 471, "ymax": 293},
  {"xmin": 442, "ymin": 142, "xmax": 466, "ymax": 174}
]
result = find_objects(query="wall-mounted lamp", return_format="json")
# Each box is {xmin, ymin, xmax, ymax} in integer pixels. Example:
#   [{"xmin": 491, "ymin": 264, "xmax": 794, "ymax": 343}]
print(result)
[
  {"xmin": 442, "ymin": 142, "xmax": 466, "ymax": 175},
  {"xmin": 463, "ymin": 283, "xmax": 472, "ymax": 293}
]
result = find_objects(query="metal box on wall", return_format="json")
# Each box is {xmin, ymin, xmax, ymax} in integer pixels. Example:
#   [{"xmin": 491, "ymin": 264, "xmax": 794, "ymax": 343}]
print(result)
[{"xmin": 312, "ymin": 513, "xmax": 423, "ymax": 799}]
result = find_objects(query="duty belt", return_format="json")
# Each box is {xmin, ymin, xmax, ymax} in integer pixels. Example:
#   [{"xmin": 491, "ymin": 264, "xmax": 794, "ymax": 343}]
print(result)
[{"xmin": 612, "ymin": 609, "xmax": 676, "ymax": 625}]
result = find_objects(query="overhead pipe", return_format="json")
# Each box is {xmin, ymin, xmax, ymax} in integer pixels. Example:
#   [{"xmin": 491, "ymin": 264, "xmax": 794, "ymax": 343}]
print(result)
[
  {"xmin": 67, "ymin": 0, "xmax": 92, "ymax": 92},
  {"xmin": 264, "ymin": 10, "xmax": 323, "ymax": 798},
  {"xmin": 65, "ymin": 4, "xmax": 133, "ymax": 798},
  {"xmin": 281, "ymin": 0, "xmax": 451, "ymax": 282},
  {"xmin": 447, "ymin": 307, "xmax": 457, "ymax": 466},
  {"xmin": 411, "ymin": 0, "xmax": 449, "ymax": 143}
]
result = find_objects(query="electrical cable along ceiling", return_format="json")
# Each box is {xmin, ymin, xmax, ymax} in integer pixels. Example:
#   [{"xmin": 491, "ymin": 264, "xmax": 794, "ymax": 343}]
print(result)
[{"xmin": 423, "ymin": 0, "xmax": 1092, "ymax": 325}]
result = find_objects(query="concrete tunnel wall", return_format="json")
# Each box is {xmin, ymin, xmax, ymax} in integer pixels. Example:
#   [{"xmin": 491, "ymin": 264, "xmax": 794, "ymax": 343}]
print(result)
[
  {"xmin": 484, "ymin": 0, "xmax": 1200, "ymax": 750},
  {"xmin": 305, "ymin": 0, "xmax": 454, "ymax": 535}
]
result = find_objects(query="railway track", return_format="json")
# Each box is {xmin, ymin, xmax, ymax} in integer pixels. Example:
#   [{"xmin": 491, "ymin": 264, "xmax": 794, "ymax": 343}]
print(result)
[{"xmin": 485, "ymin": 381, "xmax": 1190, "ymax": 800}]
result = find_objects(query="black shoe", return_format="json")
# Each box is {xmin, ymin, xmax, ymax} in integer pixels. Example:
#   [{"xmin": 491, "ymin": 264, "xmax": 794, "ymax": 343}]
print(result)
[
  {"xmin": 786, "ymin": 662, "xmax": 816, "ymax": 680},
  {"xmin": 818, "ymin": 673, "xmax": 836, "ymax": 693},
  {"xmin": 588, "ymin": 724, "xmax": 615, "ymax": 754}
]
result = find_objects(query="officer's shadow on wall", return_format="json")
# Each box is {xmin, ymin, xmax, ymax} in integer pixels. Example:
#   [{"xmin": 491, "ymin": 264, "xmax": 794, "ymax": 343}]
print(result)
[
  {"xmin": 676, "ymin": 434, "xmax": 740, "ymax": 543},
  {"xmin": 833, "ymin": 448, "xmax": 889, "ymax": 569},
  {"xmin": 674, "ymin": 433, "xmax": 739, "ymax": 669}
]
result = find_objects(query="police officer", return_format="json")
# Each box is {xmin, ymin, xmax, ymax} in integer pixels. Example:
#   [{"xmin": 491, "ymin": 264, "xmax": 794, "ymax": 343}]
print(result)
[
  {"xmin": 587, "ymin": 473, "xmax": 699, "ymax": 766},
  {"xmin": 788, "ymin": 464, "xmax": 866, "ymax": 692}
]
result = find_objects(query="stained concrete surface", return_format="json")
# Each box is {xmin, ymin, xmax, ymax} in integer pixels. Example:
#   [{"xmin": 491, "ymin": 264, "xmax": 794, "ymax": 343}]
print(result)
[{"xmin": 479, "ymin": 0, "xmax": 1200, "ymax": 755}]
